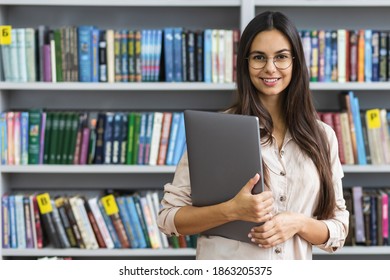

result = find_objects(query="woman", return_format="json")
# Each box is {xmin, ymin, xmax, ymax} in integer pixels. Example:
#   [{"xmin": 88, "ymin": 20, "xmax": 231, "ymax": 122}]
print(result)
[{"xmin": 158, "ymin": 11, "xmax": 349, "ymax": 260}]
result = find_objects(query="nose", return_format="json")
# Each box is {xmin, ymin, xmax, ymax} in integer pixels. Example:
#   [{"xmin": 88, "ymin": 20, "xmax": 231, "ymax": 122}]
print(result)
[{"xmin": 263, "ymin": 58, "xmax": 277, "ymax": 73}]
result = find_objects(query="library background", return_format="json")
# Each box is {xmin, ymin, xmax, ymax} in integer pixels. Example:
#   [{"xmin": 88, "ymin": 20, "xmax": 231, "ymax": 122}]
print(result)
[{"xmin": 1, "ymin": 0, "xmax": 390, "ymax": 260}]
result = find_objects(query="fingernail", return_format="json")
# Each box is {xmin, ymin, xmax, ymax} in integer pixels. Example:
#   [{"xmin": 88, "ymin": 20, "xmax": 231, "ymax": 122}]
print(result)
[{"xmin": 248, "ymin": 233, "xmax": 252, "ymax": 238}]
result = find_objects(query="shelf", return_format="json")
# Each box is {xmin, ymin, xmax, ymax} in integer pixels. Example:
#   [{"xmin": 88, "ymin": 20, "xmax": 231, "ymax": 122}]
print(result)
[
  {"xmin": 2, "ymin": 82, "xmax": 390, "ymax": 91},
  {"xmin": 1, "ymin": 248, "xmax": 196, "ymax": 257},
  {"xmin": 1, "ymin": 165, "xmax": 389, "ymax": 174},
  {"xmin": 255, "ymin": 0, "xmax": 390, "ymax": 7},
  {"xmin": 0, "ymin": 0, "xmax": 241, "ymax": 7},
  {"xmin": 342, "ymin": 165, "xmax": 390, "ymax": 173},
  {"xmin": 0, "ymin": 165, "xmax": 176, "ymax": 174},
  {"xmin": 3, "ymin": 246, "xmax": 389, "ymax": 257},
  {"xmin": 310, "ymin": 82, "xmax": 390, "ymax": 91},
  {"xmin": 313, "ymin": 246, "xmax": 390, "ymax": 255},
  {"xmin": 0, "ymin": 82, "xmax": 236, "ymax": 91}
]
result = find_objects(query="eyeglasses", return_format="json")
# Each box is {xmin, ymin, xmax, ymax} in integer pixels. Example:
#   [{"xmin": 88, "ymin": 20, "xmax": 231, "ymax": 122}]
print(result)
[{"xmin": 246, "ymin": 53, "xmax": 294, "ymax": 70}]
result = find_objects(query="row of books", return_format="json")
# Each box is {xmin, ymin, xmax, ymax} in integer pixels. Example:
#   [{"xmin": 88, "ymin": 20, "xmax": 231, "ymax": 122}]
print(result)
[
  {"xmin": 300, "ymin": 29, "xmax": 390, "ymax": 82},
  {"xmin": 0, "ymin": 111, "xmax": 186, "ymax": 166},
  {"xmin": 318, "ymin": 91, "xmax": 390, "ymax": 165},
  {"xmin": 1, "ymin": 190, "xmax": 197, "ymax": 250},
  {"xmin": 344, "ymin": 186, "xmax": 390, "ymax": 247},
  {"xmin": 0, "ymin": 26, "xmax": 240, "ymax": 84}
]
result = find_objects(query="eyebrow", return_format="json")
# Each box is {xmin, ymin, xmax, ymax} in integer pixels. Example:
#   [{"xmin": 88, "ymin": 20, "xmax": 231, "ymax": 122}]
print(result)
[{"xmin": 249, "ymin": 49, "xmax": 291, "ymax": 55}]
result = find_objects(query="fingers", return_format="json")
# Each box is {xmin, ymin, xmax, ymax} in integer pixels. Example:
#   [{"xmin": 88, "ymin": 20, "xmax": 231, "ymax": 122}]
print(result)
[{"xmin": 243, "ymin": 173, "xmax": 260, "ymax": 192}]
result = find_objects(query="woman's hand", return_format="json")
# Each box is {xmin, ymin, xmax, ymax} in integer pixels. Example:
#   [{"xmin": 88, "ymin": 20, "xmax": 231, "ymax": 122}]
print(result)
[
  {"xmin": 227, "ymin": 173, "xmax": 274, "ymax": 223},
  {"xmin": 248, "ymin": 212, "xmax": 303, "ymax": 248}
]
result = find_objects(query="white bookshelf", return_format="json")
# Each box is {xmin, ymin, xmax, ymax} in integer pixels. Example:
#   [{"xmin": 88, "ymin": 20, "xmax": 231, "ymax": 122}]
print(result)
[{"xmin": 1, "ymin": 0, "xmax": 390, "ymax": 260}]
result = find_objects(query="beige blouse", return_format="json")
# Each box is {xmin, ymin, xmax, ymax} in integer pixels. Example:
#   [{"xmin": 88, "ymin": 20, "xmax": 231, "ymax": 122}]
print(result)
[{"xmin": 157, "ymin": 121, "xmax": 349, "ymax": 260}]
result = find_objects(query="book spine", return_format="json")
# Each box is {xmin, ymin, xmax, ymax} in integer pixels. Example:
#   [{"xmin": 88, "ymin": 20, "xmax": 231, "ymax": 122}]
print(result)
[
  {"xmin": 23, "ymin": 196, "xmax": 34, "ymax": 248},
  {"xmin": 2, "ymin": 194, "xmax": 10, "ymax": 248}
]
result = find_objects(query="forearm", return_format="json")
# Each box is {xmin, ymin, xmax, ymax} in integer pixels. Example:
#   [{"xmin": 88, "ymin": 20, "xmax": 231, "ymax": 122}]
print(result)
[
  {"xmin": 174, "ymin": 202, "xmax": 234, "ymax": 235},
  {"xmin": 297, "ymin": 214, "xmax": 329, "ymax": 245}
]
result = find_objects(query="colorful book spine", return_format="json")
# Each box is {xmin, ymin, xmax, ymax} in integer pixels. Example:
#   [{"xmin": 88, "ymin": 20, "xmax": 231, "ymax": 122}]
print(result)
[{"xmin": 2, "ymin": 194, "xmax": 10, "ymax": 248}]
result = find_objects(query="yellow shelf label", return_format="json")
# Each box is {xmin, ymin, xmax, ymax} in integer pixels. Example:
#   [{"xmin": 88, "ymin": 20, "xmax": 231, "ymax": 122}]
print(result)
[
  {"xmin": 101, "ymin": 194, "xmax": 119, "ymax": 215},
  {"xmin": 0, "ymin": 26, "xmax": 12, "ymax": 45},
  {"xmin": 36, "ymin": 193, "xmax": 53, "ymax": 214},
  {"xmin": 366, "ymin": 109, "xmax": 381, "ymax": 129}
]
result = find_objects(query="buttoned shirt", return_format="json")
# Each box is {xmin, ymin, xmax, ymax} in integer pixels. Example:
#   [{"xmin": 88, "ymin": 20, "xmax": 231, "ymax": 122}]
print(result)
[{"xmin": 157, "ymin": 121, "xmax": 349, "ymax": 259}]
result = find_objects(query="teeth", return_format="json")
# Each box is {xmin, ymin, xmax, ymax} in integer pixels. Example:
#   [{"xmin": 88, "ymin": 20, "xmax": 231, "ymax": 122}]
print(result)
[{"xmin": 263, "ymin": 78, "xmax": 278, "ymax": 82}]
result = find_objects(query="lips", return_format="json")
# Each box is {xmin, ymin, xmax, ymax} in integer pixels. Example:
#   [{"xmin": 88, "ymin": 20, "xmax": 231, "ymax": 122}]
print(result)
[{"xmin": 262, "ymin": 78, "xmax": 280, "ymax": 82}]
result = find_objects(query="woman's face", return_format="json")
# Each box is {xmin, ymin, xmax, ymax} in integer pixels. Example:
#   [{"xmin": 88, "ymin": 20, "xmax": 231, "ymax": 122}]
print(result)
[{"xmin": 248, "ymin": 29, "xmax": 293, "ymax": 99}]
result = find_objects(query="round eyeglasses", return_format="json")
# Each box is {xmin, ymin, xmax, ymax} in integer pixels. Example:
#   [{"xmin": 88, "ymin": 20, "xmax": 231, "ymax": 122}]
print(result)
[{"xmin": 246, "ymin": 53, "xmax": 294, "ymax": 70}]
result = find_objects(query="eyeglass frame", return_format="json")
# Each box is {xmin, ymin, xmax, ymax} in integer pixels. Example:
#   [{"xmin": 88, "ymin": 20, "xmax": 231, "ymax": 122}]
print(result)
[{"xmin": 245, "ymin": 52, "xmax": 295, "ymax": 70}]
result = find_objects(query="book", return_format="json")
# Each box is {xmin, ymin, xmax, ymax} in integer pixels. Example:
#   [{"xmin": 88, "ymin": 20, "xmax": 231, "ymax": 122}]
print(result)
[
  {"xmin": 100, "ymin": 194, "xmax": 130, "ymax": 248},
  {"xmin": 36, "ymin": 193, "xmax": 61, "ymax": 248},
  {"xmin": 88, "ymin": 197, "xmax": 115, "ymax": 249},
  {"xmin": 14, "ymin": 194, "xmax": 26, "ymax": 248},
  {"xmin": 2, "ymin": 194, "xmax": 10, "ymax": 248},
  {"xmin": 23, "ymin": 196, "xmax": 34, "ymax": 248},
  {"xmin": 352, "ymin": 186, "xmax": 366, "ymax": 244},
  {"xmin": 82, "ymin": 196, "xmax": 106, "ymax": 248},
  {"xmin": 28, "ymin": 109, "xmax": 42, "ymax": 164},
  {"xmin": 50, "ymin": 199, "xmax": 71, "ymax": 248},
  {"xmin": 54, "ymin": 196, "xmax": 78, "ymax": 248},
  {"xmin": 149, "ymin": 112, "xmax": 163, "ymax": 166},
  {"xmin": 62, "ymin": 196, "xmax": 85, "ymax": 248}
]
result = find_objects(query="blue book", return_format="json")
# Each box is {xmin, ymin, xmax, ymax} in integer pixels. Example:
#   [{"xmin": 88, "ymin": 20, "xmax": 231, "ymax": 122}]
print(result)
[
  {"xmin": 91, "ymin": 28, "xmax": 100, "ymax": 82},
  {"xmin": 78, "ymin": 25, "xmax": 94, "ymax": 82},
  {"xmin": 116, "ymin": 196, "xmax": 138, "ymax": 248},
  {"xmin": 125, "ymin": 196, "xmax": 147, "ymax": 248},
  {"xmin": 350, "ymin": 92, "xmax": 366, "ymax": 165},
  {"xmin": 330, "ymin": 30, "xmax": 338, "ymax": 82},
  {"xmin": 163, "ymin": 28, "xmax": 174, "ymax": 82},
  {"xmin": 203, "ymin": 29, "xmax": 212, "ymax": 83},
  {"xmin": 324, "ymin": 30, "xmax": 332, "ymax": 82},
  {"xmin": 364, "ymin": 30, "xmax": 372, "ymax": 82},
  {"xmin": 172, "ymin": 112, "xmax": 186, "ymax": 165},
  {"xmin": 20, "ymin": 111, "xmax": 29, "ymax": 165},
  {"xmin": 98, "ymin": 199, "xmax": 121, "ymax": 248},
  {"xmin": 141, "ymin": 29, "xmax": 148, "ymax": 81},
  {"xmin": 0, "ymin": 112, "xmax": 8, "ymax": 164},
  {"xmin": 8, "ymin": 195, "xmax": 17, "ymax": 248},
  {"xmin": 166, "ymin": 112, "xmax": 181, "ymax": 165},
  {"xmin": 137, "ymin": 112, "xmax": 148, "ymax": 165},
  {"xmin": 111, "ymin": 113, "xmax": 123, "ymax": 164},
  {"xmin": 369, "ymin": 193, "xmax": 377, "ymax": 246},
  {"xmin": 173, "ymin": 27, "xmax": 183, "ymax": 82},
  {"xmin": 132, "ymin": 194, "xmax": 151, "ymax": 248},
  {"xmin": 154, "ymin": 29, "xmax": 163, "ymax": 82},
  {"xmin": 371, "ymin": 30, "xmax": 380, "ymax": 82},
  {"xmin": 143, "ymin": 112, "xmax": 154, "ymax": 165},
  {"xmin": 14, "ymin": 194, "xmax": 26, "ymax": 249}
]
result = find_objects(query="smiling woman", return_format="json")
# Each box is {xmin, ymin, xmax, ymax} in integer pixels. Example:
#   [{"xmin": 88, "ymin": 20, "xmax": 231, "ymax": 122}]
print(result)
[{"xmin": 158, "ymin": 11, "xmax": 349, "ymax": 260}]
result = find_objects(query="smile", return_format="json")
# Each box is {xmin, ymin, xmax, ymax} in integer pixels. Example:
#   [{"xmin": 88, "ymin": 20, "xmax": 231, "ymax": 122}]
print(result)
[{"xmin": 261, "ymin": 78, "xmax": 280, "ymax": 82}]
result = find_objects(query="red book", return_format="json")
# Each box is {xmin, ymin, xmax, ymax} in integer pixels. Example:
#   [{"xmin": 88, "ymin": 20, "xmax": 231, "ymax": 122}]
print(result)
[{"xmin": 332, "ymin": 112, "xmax": 346, "ymax": 165}]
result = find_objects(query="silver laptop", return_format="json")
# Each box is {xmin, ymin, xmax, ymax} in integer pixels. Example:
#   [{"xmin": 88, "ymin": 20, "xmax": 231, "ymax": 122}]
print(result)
[{"xmin": 184, "ymin": 110, "xmax": 264, "ymax": 243}]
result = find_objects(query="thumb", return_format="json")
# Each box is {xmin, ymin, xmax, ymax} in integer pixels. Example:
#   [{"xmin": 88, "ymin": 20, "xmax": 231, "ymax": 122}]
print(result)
[{"xmin": 243, "ymin": 173, "xmax": 260, "ymax": 193}]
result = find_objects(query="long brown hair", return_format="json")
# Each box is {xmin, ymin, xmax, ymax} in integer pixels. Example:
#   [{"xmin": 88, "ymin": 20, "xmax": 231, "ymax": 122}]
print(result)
[{"xmin": 229, "ymin": 11, "xmax": 335, "ymax": 219}]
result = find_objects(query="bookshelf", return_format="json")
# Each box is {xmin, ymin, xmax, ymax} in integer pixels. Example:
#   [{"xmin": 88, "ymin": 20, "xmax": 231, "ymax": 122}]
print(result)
[{"xmin": 1, "ymin": 0, "xmax": 390, "ymax": 260}]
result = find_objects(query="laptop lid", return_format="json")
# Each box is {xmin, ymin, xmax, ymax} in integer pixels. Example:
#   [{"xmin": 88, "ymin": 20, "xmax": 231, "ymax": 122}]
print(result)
[{"xmin": 184, "ymin": 110, "xmax": 264, "ymax": 243}]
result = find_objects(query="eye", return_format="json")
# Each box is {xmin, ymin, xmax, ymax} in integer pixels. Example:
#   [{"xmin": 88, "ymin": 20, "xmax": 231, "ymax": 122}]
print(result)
[
  {"xmin": 275, "ymin": 54, "xmax": 290, "ymax": 60},
  {"xmin": 251, "ymin": 54, "xmax": 266, "ymax": 61}
]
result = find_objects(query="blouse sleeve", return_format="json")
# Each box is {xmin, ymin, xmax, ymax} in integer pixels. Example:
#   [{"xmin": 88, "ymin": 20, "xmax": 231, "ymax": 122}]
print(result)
[
  {"xmin": 316, "ymin": 124, "xmax": 350, "ymax": 253},
  {"xmin": 157, "ymin": 151, "xmax": 192, "ymax": 236}
]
